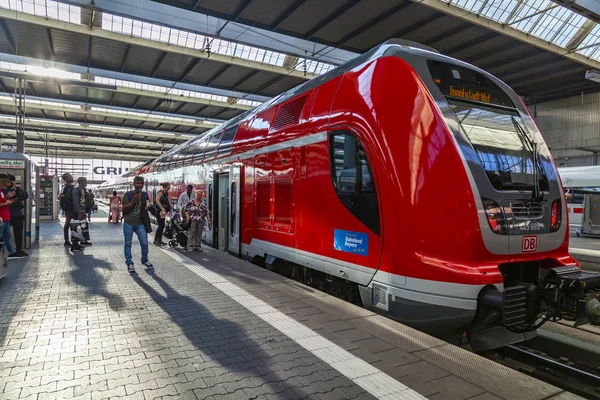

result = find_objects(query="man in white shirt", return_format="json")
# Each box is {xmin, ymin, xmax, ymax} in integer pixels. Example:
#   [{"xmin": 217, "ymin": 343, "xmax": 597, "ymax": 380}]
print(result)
[{"xmin": 177, "ymin": 185, "xmax": 195, "ymax": 217}]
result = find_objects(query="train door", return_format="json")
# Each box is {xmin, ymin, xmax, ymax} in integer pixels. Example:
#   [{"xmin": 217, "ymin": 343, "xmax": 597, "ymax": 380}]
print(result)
[
  {"xmin": 212, "ymin": 170, "xmax": 230, "ymax": 251},
  {"xmin": 228, "ymin": 165, "xmax": 241, "ymax": 257}
]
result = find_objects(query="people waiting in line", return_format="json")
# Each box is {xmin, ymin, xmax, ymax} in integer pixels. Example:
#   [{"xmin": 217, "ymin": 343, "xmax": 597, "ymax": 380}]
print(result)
[
  {"xmin": 177, "ymin": 184, "xmax": 194, "ymax": 218},
  {"xmin": 122, "ymin": 176, "xmax": 154, "ymax": 274},
  {"xmin": 153, "ymin": 182, "xmax": 171, "ymax": 247},
  {"xmin": 0, "ymin": 174, "xmax": 21, "ymax": 260},
  {"xmin": 4, "ymin": 174, "xmax": 28, "ymax": 257},
  {"xmin": 60, "ymin": 173, "xmax": 76, "ymax": 248},
  {"xmin": 110, "ymin": 191, "xmax": 121, "ymax": 223},
  {"xmin": 183, "ymin": 189, "xmax": 211, "ymax": 252}
]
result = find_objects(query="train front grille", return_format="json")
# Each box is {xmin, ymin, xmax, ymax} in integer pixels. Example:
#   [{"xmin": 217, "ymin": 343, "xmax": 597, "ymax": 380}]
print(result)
[{"xmin": 503, "ymin": 285, "xmax": 528, "ymax": 326}]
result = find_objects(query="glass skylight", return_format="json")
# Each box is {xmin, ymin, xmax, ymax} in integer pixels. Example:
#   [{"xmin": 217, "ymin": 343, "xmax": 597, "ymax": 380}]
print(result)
[
  {"xmin": 0, "ymin": 61, "xmax": 81, "ymax": 80},
  {"xmin": 442, "ymin": 0, "xmax": 598, "ymax": 60},
  {"xmin": 100, "ymin": 13, "xmax": 335, "ymax": 76},
  {"xmin": 0, "ymin": 0, "xmax": 80, "ymax": 23},
  {"xmin": 577, "ymin": 24, "xmax": 600, "ymax": 61}
]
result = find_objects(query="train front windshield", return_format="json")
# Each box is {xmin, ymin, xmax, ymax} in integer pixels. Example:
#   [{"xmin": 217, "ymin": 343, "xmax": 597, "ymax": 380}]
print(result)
[
  {"xmin": 428, "ymin": 60, "xmax": 549, "ymax": 193},
  {"xmin": 449, "ymin": 101, "xmax": 549, "ymax": 192}
]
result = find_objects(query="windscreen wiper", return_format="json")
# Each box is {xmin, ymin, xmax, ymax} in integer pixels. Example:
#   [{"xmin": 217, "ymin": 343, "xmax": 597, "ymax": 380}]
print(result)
[{"xmin": 512, "ymin": 117, "xmax": 543, "ymax": 204}]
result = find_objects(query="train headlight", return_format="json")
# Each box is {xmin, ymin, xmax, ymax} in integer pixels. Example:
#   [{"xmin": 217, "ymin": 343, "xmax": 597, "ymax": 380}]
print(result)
[
  {"xmin": 550, "ymin": 199, "xmax": 561, "ymax": 232},
  {"xmin": 483, "ymin": 198, "xmax": 506, "ymax": 234}
]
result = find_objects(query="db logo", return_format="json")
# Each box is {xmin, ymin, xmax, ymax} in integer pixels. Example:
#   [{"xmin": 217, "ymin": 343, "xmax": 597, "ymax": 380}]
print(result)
[{"xmin": 522, "ymin": 236, "xmax": 537, "ymax": 252}]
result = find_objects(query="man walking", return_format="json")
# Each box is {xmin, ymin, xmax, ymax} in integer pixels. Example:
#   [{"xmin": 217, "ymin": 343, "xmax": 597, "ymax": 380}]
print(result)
[
  {"xmin": 0, "ymin": 174, "xmax": 20, "ymax": 259},
  {"xmin": 60, "ymin": 173, "xmax": 76, "ymax": 247},
  {"xmin": 122, "ymin": 176, "xmax": 154, "ymax": 274},
  {"xmin": 5, "ymin": 174, "xmax": 28, "ymax": 257},
  {"xmin": 177, "ymin": 185, "xmax": 194, "ymax": 217}
]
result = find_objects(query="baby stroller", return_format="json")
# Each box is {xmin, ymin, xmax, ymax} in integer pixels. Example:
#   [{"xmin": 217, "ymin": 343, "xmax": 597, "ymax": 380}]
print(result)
[{"xmin": 164, "ymin": 212, "xmax": 187, "ymax": 249}]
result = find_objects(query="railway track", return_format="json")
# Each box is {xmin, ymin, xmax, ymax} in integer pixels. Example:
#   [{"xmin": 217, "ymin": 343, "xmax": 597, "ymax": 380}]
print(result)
[{"xmin": 494, "ymin": 344, "xmax": 600, "ymax": 399}]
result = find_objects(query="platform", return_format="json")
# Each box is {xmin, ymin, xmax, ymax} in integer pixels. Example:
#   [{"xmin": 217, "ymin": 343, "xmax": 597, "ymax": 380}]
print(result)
[
  {"xmin": 569, "ymin": 232, "xmax": 600, "ymax": 273},
  {"xmin": 0, "ymin": 211, "xmax": 583, "ymax": 400}
]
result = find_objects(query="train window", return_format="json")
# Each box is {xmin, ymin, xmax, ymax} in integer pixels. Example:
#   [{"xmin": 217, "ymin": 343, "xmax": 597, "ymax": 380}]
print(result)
[
  {"xmin": 203, "ymin": 131, "xmax": 223, "ymax": 160},
  {"xmin": 329, "ymin": 131, "xmax": 379, "ymax": 234},
  {"xmin": 208, "ymin": 183, "xmax": 213, "ymax": 213},
  {"xmin": 218, "ymin": 125, "xmax": 239, "ymax": 157}
]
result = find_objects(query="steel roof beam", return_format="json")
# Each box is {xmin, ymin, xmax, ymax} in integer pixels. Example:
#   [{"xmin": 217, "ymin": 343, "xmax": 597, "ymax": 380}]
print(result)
[
  {"xmin": 20, "ymin": 148, "xmax": 151, "ymax": 161},
  {"xmin": 0, "ymin": 113, "xmax": 194, "ymax": 140},
  {"xmin": 0, "ymin": 95, "xmax": 219, "ymax": 128},
  {"xmin": 419, "ymin": 0, "xmax": 600, "ymax": 69},
  {"xmin": 0, "ymin": 127, "xmax": 169, "ymax": 148},
  {"xmin": 0, "ymin": 137, "xmax": 162, "ymax": 156},
  {"xmin": 0, "ymin": 7, "xmax": 317, "ymax": 81},
  {"xmin": 0, "ymin": 69, "xmax": 253, "ymax": 111},
  {"xmin": 62, "ymin": 0, "xmax": 358, "ymax": 65},
  {"xmin": 0, "ymin": 53, "xmax": 271, "ymax": 103}
]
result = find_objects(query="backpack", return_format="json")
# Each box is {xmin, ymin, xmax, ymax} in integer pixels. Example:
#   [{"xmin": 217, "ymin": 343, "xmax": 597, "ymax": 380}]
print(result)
[{"xmin": 60, "ymin": 186, "xmax": 74, "ymax": 212}]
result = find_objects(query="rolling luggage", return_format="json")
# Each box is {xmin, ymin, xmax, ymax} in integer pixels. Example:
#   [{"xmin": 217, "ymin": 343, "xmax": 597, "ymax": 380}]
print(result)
[{"xmin": 70, "ymin": 220, "xmax": 90, "ymax": 245}]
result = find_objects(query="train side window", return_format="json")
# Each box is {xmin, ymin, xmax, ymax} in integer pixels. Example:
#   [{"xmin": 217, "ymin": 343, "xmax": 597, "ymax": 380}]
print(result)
[
  {"xmin": 329, "ymin": 131, "xmax": 379, "ymax": 234},
  {"xmin": 208, "ymin": 184, "xmax": 213, "ymax": 213},
  {"xmin": 218, "ymin": 124, "xmax": 239, "ymax": 157},
  {"xmin": 203, "ymin": 131, "xmax": 223, "ymax": 160}
]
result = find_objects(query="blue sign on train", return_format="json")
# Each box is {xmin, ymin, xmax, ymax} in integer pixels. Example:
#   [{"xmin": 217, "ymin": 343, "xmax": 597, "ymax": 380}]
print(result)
[{"xmin": 334, "ymin": 229, "xmax": 368, "ymax": 256}]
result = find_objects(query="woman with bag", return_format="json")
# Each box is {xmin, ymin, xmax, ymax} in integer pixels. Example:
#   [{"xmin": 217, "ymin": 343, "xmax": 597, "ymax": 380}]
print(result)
[
  {"xmin": 184, "ymin": 190, "xmax": 211, "ymax": 252},
  {"xmin": 153, "ymin": 182, "xmax": 171, "ymax": 246}
]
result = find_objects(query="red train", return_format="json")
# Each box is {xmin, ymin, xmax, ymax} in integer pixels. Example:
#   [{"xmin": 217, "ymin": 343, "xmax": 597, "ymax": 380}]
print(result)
[{"xmin": 96, "ymin": 39, "xmax": 600, "ymax": 351}]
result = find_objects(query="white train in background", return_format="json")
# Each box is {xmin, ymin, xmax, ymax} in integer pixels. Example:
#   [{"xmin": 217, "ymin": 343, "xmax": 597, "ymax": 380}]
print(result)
[{"xmin": 558, "ymin": 166, "xmax": 600, "ymax": 226}]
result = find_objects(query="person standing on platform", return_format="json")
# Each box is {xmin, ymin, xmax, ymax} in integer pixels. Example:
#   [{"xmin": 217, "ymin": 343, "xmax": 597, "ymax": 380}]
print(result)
[
  {"xmin": 177, "ymin": 185, "xmax": 194, "ymax": 218},
  {"xmin": 5, "ymin": 174, "xmax": 29, "ymax": 257},
  {"xmin": 110, "ymin": 191, "xmax": 121, "ymax": 223},
  {"xmin": 153, "ymin": 182, "xmax": 171, "ymax": 246},
  {"xmin": 0, "ymin": 174, "xmax": 20, "ymax": 259},
  {"xmin": 71, "ymin": 177, "xmax": 91, "ymax": 251},
  {"xmin": 122, "ymin": 176, "xmax": 154, "ymax": 274},
  {"xmin": 60, "ymin": 173, "xmax": 76, "ymax": 247},
  {"xmin": 85, "ymin": 189, "xmax": 95, "ymax": 222},
  {"xmin": 184, "ymin": 190, "xmax": 211, "ymax": 252}
]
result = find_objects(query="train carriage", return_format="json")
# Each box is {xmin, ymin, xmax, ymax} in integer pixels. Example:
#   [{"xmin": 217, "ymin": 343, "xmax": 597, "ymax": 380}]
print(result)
[{"xmin": 95, "ymin": 39, "xmax": 600, "ymax": 351}]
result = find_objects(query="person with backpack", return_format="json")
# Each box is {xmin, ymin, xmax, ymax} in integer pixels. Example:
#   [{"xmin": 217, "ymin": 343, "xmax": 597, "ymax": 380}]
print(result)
[
  {"xmin": 60, "ymin": 173, "xmax": 76, "ymax": 247},
  {"xmin": 122, "ymin": 176, "xmax": 154, "ymax": 274},
  {"xmin": 4, "ymin": 174, "xmax": 29, "ymax": 257},
  {"xmin": 153, "ymin": 182, "xmax": 171, "ymax": 246}
]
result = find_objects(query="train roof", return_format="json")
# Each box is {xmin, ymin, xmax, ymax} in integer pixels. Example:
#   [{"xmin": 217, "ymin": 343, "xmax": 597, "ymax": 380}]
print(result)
[
  {"xmin": 558, "ymin": 166, "xmax": 600, "ymax": 188},
  {"xmin": 155, "ymin": 40, "xmax": 440, "ymax": 164}
]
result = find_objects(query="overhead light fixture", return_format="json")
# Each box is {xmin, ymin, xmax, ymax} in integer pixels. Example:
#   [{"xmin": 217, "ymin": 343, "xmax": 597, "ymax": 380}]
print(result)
[{"xmin": 585, "ymin": 69, "xmax": 600, "ymax": 84}]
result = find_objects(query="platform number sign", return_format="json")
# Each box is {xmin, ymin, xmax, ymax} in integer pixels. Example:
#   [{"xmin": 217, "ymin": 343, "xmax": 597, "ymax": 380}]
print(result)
[{"xmin": 522, "ymin": 236, "xmax": 537, "ymax": 252}]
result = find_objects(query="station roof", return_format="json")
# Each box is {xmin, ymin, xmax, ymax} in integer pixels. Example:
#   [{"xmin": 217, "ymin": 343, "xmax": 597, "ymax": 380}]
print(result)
[{"xmin": 0, "ymin": 0, "xmax": 598, "ymax": 162}]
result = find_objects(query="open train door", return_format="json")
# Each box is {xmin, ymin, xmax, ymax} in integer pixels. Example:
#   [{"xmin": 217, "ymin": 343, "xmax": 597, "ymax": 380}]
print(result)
[
  {"xmin": 212, "ymin": 168, "xmax": 229, "ymax": 251},
  {"xmin": 228, "ymin": 165, "xmax": 241, "ymax": 257}
]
